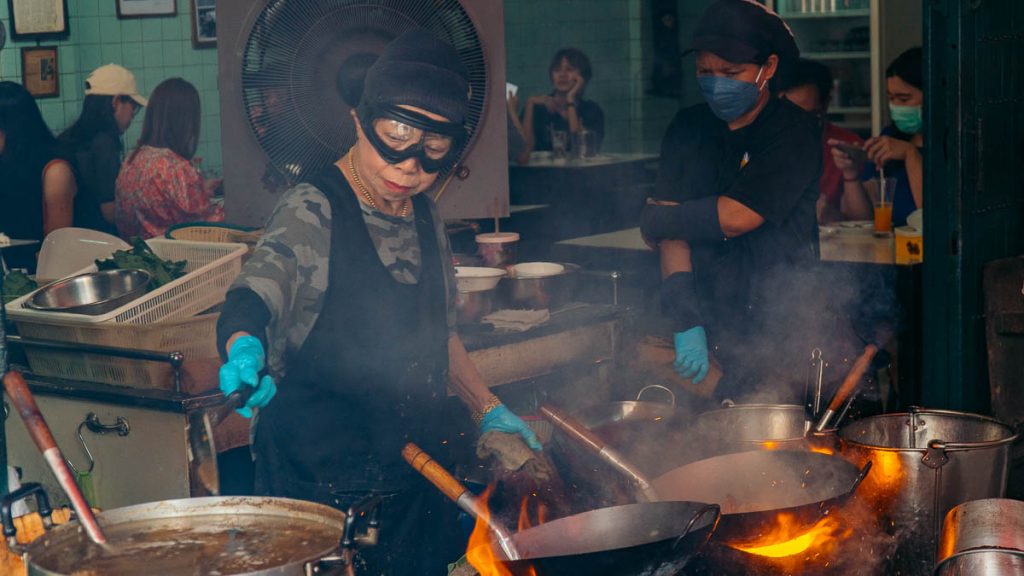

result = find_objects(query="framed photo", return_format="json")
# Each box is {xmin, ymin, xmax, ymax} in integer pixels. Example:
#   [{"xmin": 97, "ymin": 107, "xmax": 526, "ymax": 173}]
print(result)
[
  {"xmin": 117, "ymin": 0, "xmax": 176, "ymax": 19},
  {"xmin": 21, "ymin": 46, "xmax": 60, "ymax": 98},
  {"xmin": 7, "ymin": 0, "xmax": 70, "ymax": 40},
  {"xmin": 190, "ymin": 0, "xmax": 216, "ymax": 48}
]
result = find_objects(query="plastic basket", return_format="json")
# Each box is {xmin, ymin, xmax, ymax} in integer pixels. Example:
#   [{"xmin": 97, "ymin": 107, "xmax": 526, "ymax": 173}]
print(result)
[
  {"xmin": 165, "ymin": 222, "xmax": 262, "ymax": 246},
  {"xmin": 6, "ymin": 239, "xmax": 246, "ymax": 325},
  {"xmin": 19, "ymin": 314, "xmax": 219, "ymax": 389}
]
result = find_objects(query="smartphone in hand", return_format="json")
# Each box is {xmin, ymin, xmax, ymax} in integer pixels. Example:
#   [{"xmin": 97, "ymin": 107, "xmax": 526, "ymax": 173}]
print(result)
[
  {"xmin": 506, "ymin": 82, "xmax": 518, "ymax": 99},
  {"xmin": 833, "ymin": 141, "xmax": 868, "ymax": 163}
]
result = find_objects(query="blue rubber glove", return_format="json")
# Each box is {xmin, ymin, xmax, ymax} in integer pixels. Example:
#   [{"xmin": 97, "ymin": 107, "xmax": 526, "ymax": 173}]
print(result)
[
  {"xmin": 219, "ymin": 335, "xmax": 277, "ymax": 418},
  {"xmin": 673, "ymin": 326, "xmax": 709, "ymax": 384},
  {"xmin": 480, "ymin": 405, "xmax": 543, "ymax": 452}
]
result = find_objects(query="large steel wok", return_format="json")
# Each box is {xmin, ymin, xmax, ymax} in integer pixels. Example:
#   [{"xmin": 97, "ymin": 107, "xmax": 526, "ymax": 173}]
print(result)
[
  {"xmin": 540, "ymin": 405, "xmax": 870, "ymax": 543},
  {"xmin": 1, "ymin": 484, "xmax": 379, "ymax": 576},
  {"xmin": 403, "ymin": 443, "xmax": 720, "ymax": 576}
]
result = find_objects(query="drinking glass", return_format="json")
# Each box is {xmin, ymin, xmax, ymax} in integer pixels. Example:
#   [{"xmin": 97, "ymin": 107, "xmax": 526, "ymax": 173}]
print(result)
[
  {"xmin": 873, "ymin": 177, "xmax": 896, "ymax": 234},
  {"xmin": 550, "ymin": 129, "xmax": 568, "ymax": 160}
]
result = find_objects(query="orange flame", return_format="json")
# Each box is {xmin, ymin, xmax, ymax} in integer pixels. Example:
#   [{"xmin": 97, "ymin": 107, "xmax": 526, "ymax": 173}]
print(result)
[
  {"xmin": 730, "ymin": 513, "xmax": 843, "ymax": 558},
  {"xmin": 465, "ymin": 487, "xmax": 539, "ymax": 576},
  {"xmin": 809, "ymin": 445, "xmax": 835, "ymax": 456},
  {"xmin": 761, "ymin": 441, "xmax": 779, "ymax": 450}
]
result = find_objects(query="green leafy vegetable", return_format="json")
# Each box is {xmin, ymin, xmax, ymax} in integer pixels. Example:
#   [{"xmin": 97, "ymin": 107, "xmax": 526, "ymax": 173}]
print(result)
[
  {"xmin": 2, "ymin": 270, "xmax": 38, "ymax": 303},
  {"xmin": 95, "ymin": 238, "xmax": 187, "ymax": 289}
]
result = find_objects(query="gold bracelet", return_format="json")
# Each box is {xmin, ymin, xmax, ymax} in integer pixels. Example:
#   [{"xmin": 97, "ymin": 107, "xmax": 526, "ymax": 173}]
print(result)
[{"xmin": 472, "ymin": 395, "xmax": 503, "ymax": 426}]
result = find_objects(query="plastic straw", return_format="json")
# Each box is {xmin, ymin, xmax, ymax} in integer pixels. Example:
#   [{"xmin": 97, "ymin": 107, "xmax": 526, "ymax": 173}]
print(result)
[
  {"xmin": 493, "ymin": 197, "xmax": 500, "ymax": 234},
  {"xmin": 879, "ymin": 166, "xmax": 886, "ymax": 205}
]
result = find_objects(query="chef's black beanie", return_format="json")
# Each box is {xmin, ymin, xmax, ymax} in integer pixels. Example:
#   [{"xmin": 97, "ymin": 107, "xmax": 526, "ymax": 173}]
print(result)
[{"xmin": 359, "ymin": 29, "xmax": 470, "ymax": 125}]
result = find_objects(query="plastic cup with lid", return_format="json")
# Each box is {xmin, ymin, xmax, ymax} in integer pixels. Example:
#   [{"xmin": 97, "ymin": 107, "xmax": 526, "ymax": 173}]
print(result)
[{"xmin": 476, "ymin": 232, "xmax": 520, "ymax": 268}]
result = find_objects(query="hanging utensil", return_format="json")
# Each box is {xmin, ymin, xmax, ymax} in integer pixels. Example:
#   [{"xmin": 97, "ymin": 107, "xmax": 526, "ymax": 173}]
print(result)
[
  {"xmin": 2, "ymin": 369, "xmax": 107, "ymax": 545},
  {"xmin": 814, "ymin": 344, "xmax": 877, "ymax": 432},
  {"xmin": 186, "ymin": 384, "xmax": 255, "ymax": 495}
]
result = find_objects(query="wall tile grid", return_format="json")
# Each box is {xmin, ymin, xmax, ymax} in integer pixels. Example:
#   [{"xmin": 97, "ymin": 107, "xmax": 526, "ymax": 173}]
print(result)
[
  {"xmin": 0, "ymin": 1, "xmax": 222, "ymax": 173},
  {"xmin": 504, "ymin": 0, "xmax": 715, "ymax": 155}
]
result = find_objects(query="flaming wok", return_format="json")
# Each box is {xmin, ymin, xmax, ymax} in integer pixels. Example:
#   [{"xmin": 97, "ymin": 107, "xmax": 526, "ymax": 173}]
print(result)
[
  {"xmin": 540, "ymin": 405, "xmax": 870, "ymax": 543},
  {"xmin": 403, "ymin": 443, "xmax": 720, "ymax": 576}
]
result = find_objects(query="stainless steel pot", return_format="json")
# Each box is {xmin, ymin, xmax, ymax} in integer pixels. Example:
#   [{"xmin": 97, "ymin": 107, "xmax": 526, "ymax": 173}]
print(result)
[
  {"xmin": 935, "ymin": 498, "xmax": 1024, "ymax": 575},
  {"xmin": 503, "ymin": 263, "xmax": 578, "ymax": 310},
  {"xmin": 690, "ymin": 403, "xmax": 811, "ymax": 453},
  {"xmin": 934, "ymin": 550, "xmax": 1024, "ymax": 576},
  {"xmin": 838, "ymin": 408, "xmax": 1019, "ymax": 575},
  {"xmin": 455, "ymin": 289, "xmax": 498, "ymax": 324},
  {"xmin": 3, "ymin": 485, "xmax": 376, "ymax": 576}
]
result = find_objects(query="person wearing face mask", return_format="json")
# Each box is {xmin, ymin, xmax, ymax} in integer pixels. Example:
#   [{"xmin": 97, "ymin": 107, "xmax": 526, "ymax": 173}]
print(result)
[
  {"xmin": 829, "ymin": 47, "xmax": 923, "ymax": 227},
  {"xmin": 640, "ymin": 0, "xmax": 822, "ymax": 403},
  {"xmin": 214, "ymin": 30, "xmax": 540, "ymax": 575}
]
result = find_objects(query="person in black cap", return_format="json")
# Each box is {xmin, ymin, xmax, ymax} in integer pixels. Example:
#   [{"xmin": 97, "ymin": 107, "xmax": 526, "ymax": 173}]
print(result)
[
  {"xmin": 641, "ymin": 0, "xmax": 823, "ymax": 403},
  {"xmin": 215, "ymin": 29, "xmax": 540, "ymax": 574}
]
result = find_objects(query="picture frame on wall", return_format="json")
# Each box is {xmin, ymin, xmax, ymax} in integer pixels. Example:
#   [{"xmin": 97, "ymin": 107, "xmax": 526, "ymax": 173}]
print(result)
[
  {"xmin": 191, "ymin": 0, "xmax": 216, "ymax": 48},
  {"xmin": 21, "ymin": 46, "xmax": 60, "ymax": 98},
  {"xmin": 7, "ymin": 0, "xmax": 70, "ymax": 40},
  {"xmin": 117, "ymin": 0, "xmax": 176, "ymax": 19}
]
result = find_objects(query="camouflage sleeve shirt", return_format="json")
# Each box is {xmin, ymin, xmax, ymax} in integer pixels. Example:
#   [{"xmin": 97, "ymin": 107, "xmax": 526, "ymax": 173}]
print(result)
[{"xmin": 230, "ymin": 183, "xmax": 456, "ymax": 380}]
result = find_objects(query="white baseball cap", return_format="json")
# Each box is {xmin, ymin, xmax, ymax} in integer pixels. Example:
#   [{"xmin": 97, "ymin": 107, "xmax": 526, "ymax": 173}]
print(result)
[{"xmin": 85, "ymin": 63, "xmax": 148, "ymax": 106}]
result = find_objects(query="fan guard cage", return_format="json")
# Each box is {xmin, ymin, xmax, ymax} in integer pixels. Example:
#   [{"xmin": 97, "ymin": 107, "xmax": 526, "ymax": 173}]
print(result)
[{"xmin": 241, "ymin": 0, "xmax": 486, "ymax": 184}]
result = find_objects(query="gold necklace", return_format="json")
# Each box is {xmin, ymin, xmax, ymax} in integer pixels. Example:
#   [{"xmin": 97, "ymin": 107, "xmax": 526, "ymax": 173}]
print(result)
[{"xmin": 347, "ymin": 151, "xmax": 410, "ymax": 218}]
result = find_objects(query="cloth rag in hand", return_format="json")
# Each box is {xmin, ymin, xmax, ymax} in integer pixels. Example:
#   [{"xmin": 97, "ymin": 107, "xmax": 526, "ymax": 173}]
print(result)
[
  {"xmin": 482, "ymin": 309, "xmax": 550, "ymax": 332},
  {"xmin": 476, "ymin": 431, "xmax": 552, "ymax": 482}
]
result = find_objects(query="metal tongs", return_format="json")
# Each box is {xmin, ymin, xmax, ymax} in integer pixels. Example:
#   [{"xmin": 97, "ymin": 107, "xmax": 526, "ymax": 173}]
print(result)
[{"xmin": 186, "ymin": 384, "xmax": 256, "ymax": 495}]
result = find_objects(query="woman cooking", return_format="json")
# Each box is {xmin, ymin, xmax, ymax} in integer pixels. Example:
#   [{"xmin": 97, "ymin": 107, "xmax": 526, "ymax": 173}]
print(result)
[
  {"xmin": 215, "ymin": 30, "xmax": 540, "ymax": 575},
  {"xmin": 640, "ymin": 0, "xmax": 822, "ymax": 403}
]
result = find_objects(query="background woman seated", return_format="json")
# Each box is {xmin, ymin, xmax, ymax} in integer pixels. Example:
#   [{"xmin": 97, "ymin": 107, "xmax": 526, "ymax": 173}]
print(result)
[
  {"xmin": 115, "ymin": 78, "xmax": 223, "ymax": 239},
  {"xmin": 518, "ymin": 47, "xmax": 604, "ymax": 163}
]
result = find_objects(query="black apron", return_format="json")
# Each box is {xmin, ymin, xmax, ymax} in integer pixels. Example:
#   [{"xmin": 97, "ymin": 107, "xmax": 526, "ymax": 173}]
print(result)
[{"xmin": 253, "ymin": 165, "xmax": 461, "ymax": 575}]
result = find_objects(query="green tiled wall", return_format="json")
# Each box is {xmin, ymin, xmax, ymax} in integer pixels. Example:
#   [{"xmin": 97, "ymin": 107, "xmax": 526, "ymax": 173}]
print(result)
[
  {"xmin": 505, "ymin": 0, "xmax": 711, "ymax": 154},
  {"xmin": 0, "ymin": 1, "xmax": 222, "ymax": 173}
]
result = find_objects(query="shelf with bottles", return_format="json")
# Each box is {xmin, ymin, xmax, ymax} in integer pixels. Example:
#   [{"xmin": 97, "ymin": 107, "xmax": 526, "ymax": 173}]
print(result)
[
  {"xmin": 774, "ymin": 0, "xmax": 871, "ymax": 16},
  {"xmin": 781, "ymin": 8, "xmax": 870, "ymax": 19},
  {"xmin": 803, "ymin": 51, "xmax": 870, "ymax": 60}
]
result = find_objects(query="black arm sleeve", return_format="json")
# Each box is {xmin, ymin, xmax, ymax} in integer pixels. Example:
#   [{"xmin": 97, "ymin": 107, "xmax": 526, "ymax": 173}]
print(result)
[
  {"xmin": 216, "ymin": 287, "xmax": 272, "ymax": 361},
  {"xmin": 660, "ymin": 271, "xmax": 704, "ymax": 332}
]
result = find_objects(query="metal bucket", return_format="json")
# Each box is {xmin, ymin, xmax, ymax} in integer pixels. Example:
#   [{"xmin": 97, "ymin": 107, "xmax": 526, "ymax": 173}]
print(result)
[{"xmin": 838, "ymin": 409, "xmax": 1019, "ymax": 575}]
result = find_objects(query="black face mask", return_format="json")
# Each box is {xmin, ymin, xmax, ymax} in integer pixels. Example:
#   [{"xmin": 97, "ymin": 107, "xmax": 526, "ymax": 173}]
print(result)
[{"xmin": 357, "ymin": 104, "xmax": 466, "ymax": 173}]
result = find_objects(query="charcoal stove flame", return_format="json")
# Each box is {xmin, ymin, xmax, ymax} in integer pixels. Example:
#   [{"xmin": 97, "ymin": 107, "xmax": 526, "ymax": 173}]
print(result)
[
  {"xmin": 466, "ymin": 486, "xmax": 539, "ymax": 576},
  {"xmin": 729, "ymin": 513, "xmax": 845, "ymax": 559}
]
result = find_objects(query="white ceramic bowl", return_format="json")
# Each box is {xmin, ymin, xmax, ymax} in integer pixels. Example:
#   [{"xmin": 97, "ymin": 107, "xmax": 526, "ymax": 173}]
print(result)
[
  {"xmin": 511, "ymin": 262, "xmax": 565, "ymax": 279},
  {"xmin": 454, "ymin": 266, "xmax": 506, "ymax": 292}
]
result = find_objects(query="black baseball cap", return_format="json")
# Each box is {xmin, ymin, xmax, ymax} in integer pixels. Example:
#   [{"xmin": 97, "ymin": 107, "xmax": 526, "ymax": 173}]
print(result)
[{"xmin": 688, "ymin": 0, "xmax": 799, "ymax": 66}]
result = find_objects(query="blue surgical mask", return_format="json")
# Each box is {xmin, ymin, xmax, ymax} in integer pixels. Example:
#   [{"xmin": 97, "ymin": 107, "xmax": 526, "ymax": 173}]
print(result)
[
  {"xmin": 889, "ymin": 104, "xmax": 923, "ymax": 134},
  {"xmin": 698, "ymin": 66, "xmax": 765, "ymax": 123}
]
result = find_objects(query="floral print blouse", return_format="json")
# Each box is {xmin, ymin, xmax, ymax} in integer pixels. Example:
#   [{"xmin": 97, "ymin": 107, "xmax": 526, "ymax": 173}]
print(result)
[{"xmin": 115, "ymin": 145, "xmax": 224, "ymax": 239}]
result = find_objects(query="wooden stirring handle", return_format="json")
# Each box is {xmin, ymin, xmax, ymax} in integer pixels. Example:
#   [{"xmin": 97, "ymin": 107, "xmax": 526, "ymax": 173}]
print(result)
[
  {"xmin": 3, "ymin": 370, "xmax": 107, "ymax": 545},
  {"xmin": 815, "ymin": 344, "xmax": 878, "ymax": 432},
  {"xmin": 539, "ymin": 405, "xmax": 608, "ymax": 455},
  {"xmin": 402, "ymin": 443, "xmax": 468, "ymax": 504}
]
